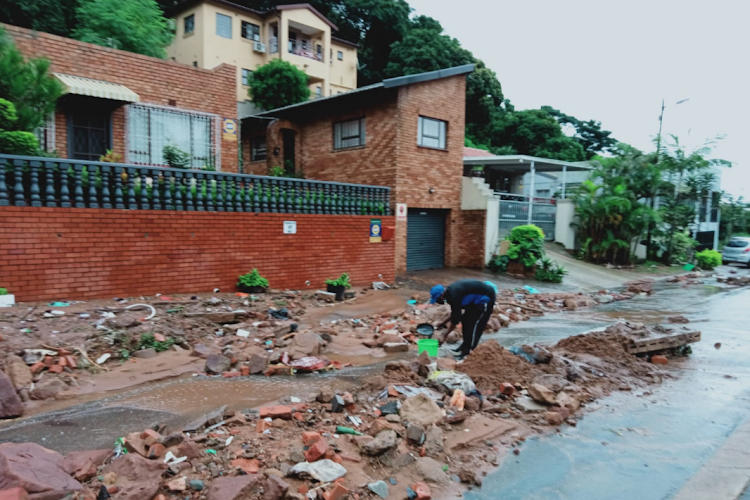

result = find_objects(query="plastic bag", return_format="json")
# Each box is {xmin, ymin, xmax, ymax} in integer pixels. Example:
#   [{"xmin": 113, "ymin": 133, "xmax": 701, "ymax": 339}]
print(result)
[{"xmin": 428, "ymin": 370, "xmax": 476, "ymax": 393}]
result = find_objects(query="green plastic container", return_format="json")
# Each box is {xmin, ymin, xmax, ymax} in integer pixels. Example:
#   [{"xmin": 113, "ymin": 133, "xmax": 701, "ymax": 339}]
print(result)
[{"xmin": 418, "ymin": 339, "xmax": 439, "ymax": 357}]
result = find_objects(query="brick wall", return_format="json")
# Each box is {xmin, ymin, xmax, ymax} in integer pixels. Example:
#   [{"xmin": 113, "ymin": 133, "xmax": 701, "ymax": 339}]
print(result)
[
  {"xmin": 394, "ymin": 75, "xmax": 466, "ymax": 273},
  {"xmin": 0, "ymin": 207, "xmax": 395, "ymax": 302},
  {"xmin": 454, "ymin": 210, "xmax": 486, "ymax": 269},
  {"xmin": 4, "ymin": 24, "xmax": 239, "ymax": 172}
]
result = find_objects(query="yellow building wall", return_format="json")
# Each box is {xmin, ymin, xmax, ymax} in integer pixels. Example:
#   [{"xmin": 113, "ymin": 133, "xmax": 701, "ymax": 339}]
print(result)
[
  {"xmin": 167, "ymin": 3, "xmax": 205, "ymax": 68},
  {"xmin": 329, "ymin": 41, "xmax": 357, "ymax": 94}
]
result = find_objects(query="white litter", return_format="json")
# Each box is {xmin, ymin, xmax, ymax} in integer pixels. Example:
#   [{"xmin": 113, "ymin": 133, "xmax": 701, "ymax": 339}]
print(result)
[
  {"xmin": 226, "ymin": 436, "xmax": 234, "ymax": 446},
  {"xmin": 290, "ymin": 397, "xmax": 301, "ymax": 403},
  {"xmin": 290, "ymin": 460, "xmax": 347, "ymax": 482},
  {"xmin": 236, "ymin": 329, "xmax": 250, "ymax": 338},
  {"xmin": 96, "ymin": 353, "xmax": 111, "ymax": 365},
  {"xmin": 125, "ymin": 303, "xmax": 156, "ymax": 320}
]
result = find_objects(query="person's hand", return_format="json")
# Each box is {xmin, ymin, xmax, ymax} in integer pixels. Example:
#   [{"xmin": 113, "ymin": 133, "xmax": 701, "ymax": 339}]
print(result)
[{"xmin": 433, "ymin": 321, "xmax": 443, "ymax": 329}]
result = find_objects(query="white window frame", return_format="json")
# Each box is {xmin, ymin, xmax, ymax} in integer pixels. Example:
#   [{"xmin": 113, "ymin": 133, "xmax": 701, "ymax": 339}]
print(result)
[
  {"xmin": 417, "ymin": 116, "xmax": 447, "ymax": 149},
  {"xmin": 334, "ymin": 118, "xmax": 366, "ymax": 150},
  {"xmin": 251, "ymin": 136, "xmax": 267, "ymax": 161},
  {"xmin": 242, "ymin": 68, "xmax": 252, "ymax": 86},
  {"xmin": 241, "ymin": 21, "xmax": 260, "ymax": 41},
  {"xmin": 125, "ymin": 103, "xmax": 221, "ymax": 170},
  {"xmin": 216, "ymin": 13, "xmax": 232, "ymax": 39}
]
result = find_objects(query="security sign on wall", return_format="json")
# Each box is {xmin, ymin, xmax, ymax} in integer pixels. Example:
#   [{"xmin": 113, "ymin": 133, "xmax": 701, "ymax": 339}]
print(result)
[
  {"xmin": 283, "ymin": 221, "xmax": 297, "ymax": 234},
  {"xmin": 396, "ymin": 203, "xmax": 407, "ymax": 221},
  {"xmin": 222, "ymin": 118, "xmax": 238, "ymax": 141},
  {"xmin": 370, "ymin": 219, "xmax": 382, "ymax": 243}
]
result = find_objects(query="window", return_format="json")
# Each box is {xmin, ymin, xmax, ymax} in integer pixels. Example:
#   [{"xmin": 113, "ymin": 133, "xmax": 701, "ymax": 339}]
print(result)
[
  {"xmin": 334, "ymin": 118, "xmax": 366, "ymax": 150},
  {"xmin": 417, "ymin": 116, "xmax": 446, "ymax": 149},
  {"xmin": 315, "ymin": 86, "xmax": 322, "ymax": 98},
  {"xmin": 34, "ymin": 114, "xmax": 55, "ymax": 153},
  {"xmin": 337, "ymin": 51, "xmax": 343, "ymax": 61},
  {"xmin": 241, "ymin": 21, "xmax": 260, "ymax": 41},
  {"xmin": 251, "ymin": 137, "xmax": 267, "ymax": 161},
  {"xmin": 242, "ymin": 69, "xmax": 252, "ymax": 86},
  {"xmin": 184, "ymin": 14, "xmax": 194, "ymax": 35},
  {"xmin": 536, "ymin": 189, "xmax": 551, "ymax": 198},
  {"xmin": 317, "ymin": 44, "xmax": 322, "ymax": 61},
  {"xmin": 127, "ymin": 104, "xmax": 215, "ymax": 169},
  {"xmin": 216, "ymin": 13, "xmax": 232, "ymax": 39}
]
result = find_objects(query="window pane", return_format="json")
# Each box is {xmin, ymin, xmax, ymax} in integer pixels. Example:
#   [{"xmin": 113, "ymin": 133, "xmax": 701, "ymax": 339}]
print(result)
[
  {"xmin": 335, "ymin": 119, "xmax": 364, "ymax": 149},
  {"xmin": 216, "ymin": 13, "xmax": 232, "ymax": 38},
  {"xmin": 422, "ymin": 118, "xmax": 439, "ymax": 138},
  {"xmin": 252, "ymin": 137, "xmax": 267, "ymax": 161},
  {"xmin": 418, "ymin": 116, "xmax": 447, "ymax": 149},
  {"xmin": 184, "ymin": 15, "xmax": 194, "ymax": 34}
]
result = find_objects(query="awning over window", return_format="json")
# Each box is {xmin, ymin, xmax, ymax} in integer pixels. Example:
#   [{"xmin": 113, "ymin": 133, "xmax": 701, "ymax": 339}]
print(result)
[{"xmin": 54, "ymin": 73, "xmax": 140, "ymax": 103}]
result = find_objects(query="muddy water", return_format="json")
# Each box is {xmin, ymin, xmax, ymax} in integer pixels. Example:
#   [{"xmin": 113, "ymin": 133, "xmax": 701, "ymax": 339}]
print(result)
[{"xmin": 0, "ymin": 278, "xmax": 732, "ymax": 454}]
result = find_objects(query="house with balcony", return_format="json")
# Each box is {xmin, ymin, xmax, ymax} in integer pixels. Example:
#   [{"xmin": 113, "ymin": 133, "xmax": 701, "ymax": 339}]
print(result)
[{"xmin": 166, "ymin": 0, "xmax": 358, "ymax": 116}]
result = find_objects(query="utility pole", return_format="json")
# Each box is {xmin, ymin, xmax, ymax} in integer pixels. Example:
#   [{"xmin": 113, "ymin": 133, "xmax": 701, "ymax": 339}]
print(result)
[{"xmin": 645, "ymin": 99, "xmax": 665, "ymax": 261}]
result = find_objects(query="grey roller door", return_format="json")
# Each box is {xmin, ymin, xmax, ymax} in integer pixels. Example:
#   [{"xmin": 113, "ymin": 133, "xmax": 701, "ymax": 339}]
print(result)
[{"xmin": 407, "ymin": 209, "xmax": 446, "ymax": 271}]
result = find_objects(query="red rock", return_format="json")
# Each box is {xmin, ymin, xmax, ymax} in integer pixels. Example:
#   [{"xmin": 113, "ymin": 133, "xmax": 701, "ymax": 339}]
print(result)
[
  {"xmin": 0, "ymin": 371, "xmax": 24, "ymax": 418},
  {"xmin": 294, "ymin": 413, "xmax": 305, "ymax": 422},
  {"xmin": 257, "ymin": 420, "xmax": 272, "ymax": 433},
  {"xmin": 140, "ymin": 429, "xmax": 161, "ymax": 441},
  {"xmin": 47, "ymin": 365, "xmax": 64, "ymax": 374},
  {"xmin": 223, "ymin": 371, "xmax": 241, "ymax": 378},
  {"xmin": 102, "ymin": 453, "xmax": 167, "ymax": 500},
  {"xmin": 63, "ymin": 449, "xmax": 113, "ymax": 477},
  {"xmin": 651, "ymin": 355, "xmax": 668, "ymax": 365},
  {"xmin": 177, "ymin": 441, "xmax": 202, "ymax": 460},
  {"xmin": 241, "ymin": 366, "xmax": 251, "ymax": 376},
  {"xmin": 124, "ymin": 432, "xmax": 148, "ymax": 457},
  {"xmin": 263, "ymin": 476, "xmax": 290, "ymax": 500},
  {"xmin": 153, "ymin": 333, "xmax": 167, "ymax": 342},
  {"xmin": 260, "ymin": 405, "xmax": 292, "ymax": 420},
  {"xmin": 323, "ymin": 483, "xmax": 349, "ymax": 500},
  {"xmin": 43, "ymin": 356, "xmax": 55, "ymax": 367},
  {"xmin": 29, "ymin": 362, "xmax": 45, "ymax": 374},
  {"xmin": 332, "ymin": 454, "xmax": 343, "ymax": 464},
  {"xmin": 0, "ymin": 442, "xmax": 82, "ymax": 495},
  {"xmin": 58, "ymin": 357, "xmax": 68, "ymax": 367},
  {"xmin": 207, "ymin": 475, "xmax": 264, "ymax": 500},
  {"xmin": 499, "ymin": 383, "xmax": 515, "ymax": 396},
  {"xmin": 298, "ymin": 485, "xmax": 309, "ymax": 495},
  {"xmin": 153, "ymin": 495, "xmax": 166, "ymax": 500},
  {"xmin": 64, "ymin": 356, "xmax": 77, "ymax": 369},
  {"xmin": 302, "ymin": 432, "xmax": 322, "ymax": 446},
  {"xmin": 545, "ymin": 411, "xmax": 564, "ymax": 426},
  {"xmin": 304, "ymin": 439, "xmax": 329, "ymax": 462},
  {"xmin": 340, "ymin": 454, "xmax": 361, "ymax": 463},
  {"xmin": 387, "ymin": 386, "xmax": 399, "ymax": 397},
  {"xmin": 231, "ymin": 458, "xmax": 260, "ymax": 474},
  {"xmin": 147, "ymin": 443, "xmax": 166, "ymax": 459},
  {"xmin": 0, "ymin": 488, "xmax": 29, "ymax": 500},
  {"xmin": 412, "ymin": 483, "xmax": 431, "ymax": 500}
]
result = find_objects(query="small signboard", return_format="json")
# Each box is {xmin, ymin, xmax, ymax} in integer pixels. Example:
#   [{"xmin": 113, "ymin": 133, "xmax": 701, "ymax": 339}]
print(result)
[
  {"xmin": 283, "ymin": 221, "xmax": 297, "ymax": 234},
  {"xmin": 222, "ymin": 118, "xmax": 238, "ymax": 141},
  {"xmin": 370, "ymin": 219, "xmax": 382, "ymax": 243},
  {"xmin": 396, "ymin": 203, "xmax": 407, "ymax": 221}
]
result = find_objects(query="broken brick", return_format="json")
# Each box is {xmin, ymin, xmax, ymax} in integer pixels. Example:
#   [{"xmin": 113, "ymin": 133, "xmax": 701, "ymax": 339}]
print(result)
[
  {"xmin": 43, "ymin": 356, "xmax": 55, "ymax": 366},
  {"xmin": 257, "ymin": 419, "xmax": 272, "ymax": 433},
  {"xmin": 387, "ymin": 386, "xmax": 399, "ymax": 397},
  {"xmin": 302, "ymin": 432, "xmax": 322, "ymax": 446},
  {"xmin": 240, "ymin": 366, "xmax": 250, "ymax": 376},
  {"xmin": 298, "ymin": 485, "xmax": 309, "ymax": 495},
  {"xmin": 323, "ymin": 483, "xmax": 349, "ymax": 500},
  {"xmin": 499, "ymin": 383, "xmax": 515, "ymax": 396},
  {"xmin": 412, "ymin": 483, "xmax": 431, "ymax": 500},
  {"xmin": 64, "ymin": 356, "xmax": 77, "ymax": 369},
  {"xmin": 58, "ymin": 357, "xmax": 68, "ymax": 367},
  {"xmin": 651, "ymin": 355, "xmax": 668, "ymax": 365},
  {"xmin": 0, "ymin": 488, "xmax": 29, "ymax": 500},
  {"xmin": 30, "ymin": 362, "xmax": 45, "ymax": 374},
  {"xmin": 304, "ymin": 439, "xmax": 329, "ymax": 462},
  {"xmin": 47, "ymin": 365, "xmax": 63, "ymax": 374},
  {"xmin": 260, "ymin": 405, "xmax": 292, "ymax": 420},
  {"xmin": 147, "ymin": 443, "xmax": 166, "ymax": 459},
  {"xmin": 141, "ymin": 429, "xmax": 161, "ymax": 441},
  {"xmin": 231, "ymin": 458, "xmax": 260, "ymax": 474},
  {"xmin": 222, "ymin": 371, "xmax": 241, "ymax": 378}
]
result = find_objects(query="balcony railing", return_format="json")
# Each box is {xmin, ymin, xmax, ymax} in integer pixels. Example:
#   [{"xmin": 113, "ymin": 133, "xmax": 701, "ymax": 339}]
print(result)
[
  {"xmin": 288, "ymin": 40, "xmax": 322, "ymax": 61},
  {"xmin": 0, "ymin": 154, "xmax": 390, "ymax": 216}
]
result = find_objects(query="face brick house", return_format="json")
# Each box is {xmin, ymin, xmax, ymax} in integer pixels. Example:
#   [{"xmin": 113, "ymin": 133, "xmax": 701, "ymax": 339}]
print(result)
[
  {"xmin": 241, "ymin": 64, "xmax": 485, "ymax": 273},
  {"xmin": 4, "ymin": 24, "xmax": 240, "ymax": 172}
]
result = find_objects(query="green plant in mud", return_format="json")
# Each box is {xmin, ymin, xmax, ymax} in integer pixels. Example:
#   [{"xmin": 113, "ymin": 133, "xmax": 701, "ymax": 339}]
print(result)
[
  {"xmin": 139, "ymin": 333, "xmax": 175, "ymax": 352},
  {"xmin": 695, "ymin": 249, "xmax": 722, "ymax": 270},
  {"xmin": 326, "ymin": 273, "xmax": 351, "ymax": 289},
  {"xmin": 487, "ymin": 254, "xmax": 509, "ymax": 274},
  {"xmin": 237, "ymin": 269, "xmax": 269, "ymax": 289},
  {"xmin": 506, "ymin": 224, "xmax": 545, "ymax": 268},
  {"xmin": 535, "ymin": 257, "xmax": 568, "ymax": 283}
]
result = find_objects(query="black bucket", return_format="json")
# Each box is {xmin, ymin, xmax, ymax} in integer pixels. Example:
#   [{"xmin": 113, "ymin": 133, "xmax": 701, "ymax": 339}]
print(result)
[{"xmin": 416, "ymin": 323, "xmax": 434, "ymax": 338}]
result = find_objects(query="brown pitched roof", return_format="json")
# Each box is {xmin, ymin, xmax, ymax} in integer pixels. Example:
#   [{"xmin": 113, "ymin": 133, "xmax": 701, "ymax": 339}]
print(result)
[{"xmin": 275, "ymin": 4, "xmax": 337, "ymax": 30}]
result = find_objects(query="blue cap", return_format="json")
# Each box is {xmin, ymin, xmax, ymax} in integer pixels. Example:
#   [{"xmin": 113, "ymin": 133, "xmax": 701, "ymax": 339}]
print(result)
[{"xmin": 429, "ymin": 284, "xmax": 445, "ymax": 304}]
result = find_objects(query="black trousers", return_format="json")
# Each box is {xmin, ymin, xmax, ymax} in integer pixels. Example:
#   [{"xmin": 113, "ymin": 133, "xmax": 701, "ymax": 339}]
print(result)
[{"xmin": 460, "ymin": 301, "xmax": 494, "ymax": 356}]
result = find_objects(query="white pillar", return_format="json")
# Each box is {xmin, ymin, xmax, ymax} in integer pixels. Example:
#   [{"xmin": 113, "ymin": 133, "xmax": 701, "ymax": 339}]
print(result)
[
  {"xmin": 527, "ymin": 161, "xmax": 535, "ymax": 224},
  {"xmin": 562, "ymin": 166, "xmax": 567, "ymax": 199},
  {"xmin": 714, "ymin": 208, "xmax": 721, "ymax": 250}
]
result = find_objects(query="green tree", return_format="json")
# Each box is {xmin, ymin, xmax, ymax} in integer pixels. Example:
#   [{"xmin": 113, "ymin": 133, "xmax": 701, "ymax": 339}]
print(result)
[
  {"xmin": 0, "ymin": 0, "xmax": 79, "ymax": 36},
  {"xmin": 249, "ymin": 59, "xmax": 310, "ymax": 111},
  {"xmin": 719, "ymin": 194, "xmax": 749, "ymax": 243},
  {"xmin": 384, "ymin": 27, "xmax": 473, "ymax": 77},
  {"xmin": 542, "ymin": 106, "xmax": 617, "ymax": 159},
  {"xmin": 72, "ymin": 0, "xmax": 174, "ymax": 58},
  {"xmin": 0, "ymin": 98, "xmax": 40, "ymax": 154},
  {"xmin": 489, "ymin": 108, "xmax": 586, "ymax": 161},
  {"xmin": 0, "ymin": 28, "xmax": 63, "ymax": 132}
]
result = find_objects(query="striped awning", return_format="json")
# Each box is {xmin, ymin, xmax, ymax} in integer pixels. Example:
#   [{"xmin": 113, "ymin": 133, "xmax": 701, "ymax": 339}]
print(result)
[{"xmin": 54, "ymin": 73, "xmax": 140, "ymax": 103}]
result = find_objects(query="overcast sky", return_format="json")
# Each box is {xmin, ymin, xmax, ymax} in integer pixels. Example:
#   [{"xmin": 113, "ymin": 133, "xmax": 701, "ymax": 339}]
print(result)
[{"xmin": 408, "ymin": 0, "xmax": 750, "ymax": 199}]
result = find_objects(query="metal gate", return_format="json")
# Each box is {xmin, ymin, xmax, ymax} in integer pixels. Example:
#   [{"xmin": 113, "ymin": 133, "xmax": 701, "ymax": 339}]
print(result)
[
  {"xmin": 497, "ymin": 195, "xmax": 556, "ymax": 240},
  {"xmin": 407, "ymin": 209, "xmax": 446, "ymax": 271}
]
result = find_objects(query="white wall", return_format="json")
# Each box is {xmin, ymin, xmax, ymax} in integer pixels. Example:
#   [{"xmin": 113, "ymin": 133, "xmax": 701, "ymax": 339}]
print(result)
[
  {"xmin": 461, "ymin": 177, "xmax": 499, "ymax": 264},
  {"xmin": 554, "ymin": 198, "xmax": 576, "ymax": 250}
]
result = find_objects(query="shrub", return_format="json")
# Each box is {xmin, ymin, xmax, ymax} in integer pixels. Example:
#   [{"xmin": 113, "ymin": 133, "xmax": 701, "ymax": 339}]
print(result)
[
  {"xmin": 0, "ymin": 98, "xmax": 18, "ymax": 130},
  {"xmin": 696, "ymin": 249, "xmax": 722, "ymax": 270},
  {"xmin": 237, "ymin": 269, "xmax": 269, "ymax": 289},
  {"xmin": 326, "ymin": 273, "xmax": 351, "ymax": 289},
  {"xmin": 0, "ymin": 130, "xmax": 39, "ymax": 155},
  {"xmin": 488, "ymin": 254, "xmax": 509, "ymax": 273},
  {"xmin": 535, "ymin": 257, "xmax": 568, "ymax": 283},
  {"xmin": 506, "ymin": 224, "xmax": 545, "ymax": 268},
  {"xmin": 163, "ymin": 144, "xmax": 191, "ymax": 169},
  {"xmin": 100, "ymin": 150, "xmax": 123, "ymax": 163},
  {"xmin": 0, "ymin": 288, "xmax": 7, "ymax": 295},
  {"xmin": 671, "ymin": 232, "xmax": 698, "ymax": 264},
  {"xmin": 138, "ymin": 333, "xmax": 175, "ymax": 352}
]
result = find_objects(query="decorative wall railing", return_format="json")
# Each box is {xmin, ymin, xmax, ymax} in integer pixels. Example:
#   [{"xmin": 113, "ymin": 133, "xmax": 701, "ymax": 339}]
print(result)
[{"xmin": 0, "ymin": 155, "xmax": 391, "ymax": 215}]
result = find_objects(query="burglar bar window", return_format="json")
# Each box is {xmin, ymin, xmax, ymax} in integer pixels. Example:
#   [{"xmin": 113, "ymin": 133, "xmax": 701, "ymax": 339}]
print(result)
[
  {"xmin": 216, "ymin": 13, "xmax": 232, "ymax": 39},
  {"xmin": 418, "ymin": 116, "xmax": 447, "ymax": 149},
  {"xmin": 251, "ymin": 137, "xmax": 267, "ymax": 161},
  {"xmin": 242, "ymin": 21, "xmax": 260, "ymax": 41},
  {"xmin": 334, "ymin": 118, "xmax": 366, "ymax": 150},
  {"xmin": 127, "ymin": 104, "xmax": 216, "ymax": 169}
]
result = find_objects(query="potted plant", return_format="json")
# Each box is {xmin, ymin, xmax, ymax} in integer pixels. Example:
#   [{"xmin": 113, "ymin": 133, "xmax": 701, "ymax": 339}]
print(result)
[
  {"xmin": 506, "ymin": 225, "xmax": 545, "ymax": 277},
  {"xmin": 237, "ymin": 269, "xmax": 270, "ymax": 294},
  {"xmin": 471, "ymin": 165, "xmax": 484, "ymax": 178},
  {"xmin": 325, "ymin": 273, "xmax": 351, "ymax": 301},
  {"xmin": 0, "ymin": 288, "xmax": 15, "ymax": 308}
]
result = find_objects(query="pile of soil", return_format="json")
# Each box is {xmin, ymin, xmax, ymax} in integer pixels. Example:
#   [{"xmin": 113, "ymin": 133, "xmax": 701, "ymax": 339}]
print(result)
[{"xmin": 458, "ymin": 340, "xmax": 554, "ymax": 388}]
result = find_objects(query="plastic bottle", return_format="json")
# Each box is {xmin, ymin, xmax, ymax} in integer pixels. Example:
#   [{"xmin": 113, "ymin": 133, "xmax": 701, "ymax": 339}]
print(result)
[{"xmin": 336, "ymin": 426, "xmax": 363, "ymax": 436}]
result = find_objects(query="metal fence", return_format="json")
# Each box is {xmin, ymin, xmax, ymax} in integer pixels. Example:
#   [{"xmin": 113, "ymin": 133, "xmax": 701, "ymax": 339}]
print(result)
[
  {"xmin": 497, "ymin": 195, "xmax": 556, "ymax": 240},
  {"xmin": 0, "ymin": 154, "xmax": 390, "ymax": 215}
]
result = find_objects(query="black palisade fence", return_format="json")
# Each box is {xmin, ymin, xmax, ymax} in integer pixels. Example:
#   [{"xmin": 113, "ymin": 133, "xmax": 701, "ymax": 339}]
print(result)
[{"xmin": 0, "ymin": 154, "xmax": 391, "ymax": 216}]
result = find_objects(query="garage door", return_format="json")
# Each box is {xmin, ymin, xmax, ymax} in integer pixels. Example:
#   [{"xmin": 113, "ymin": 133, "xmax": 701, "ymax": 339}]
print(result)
[{"xmin": 407, "ymin": 209, "xmax": 446, "ymax": 271}]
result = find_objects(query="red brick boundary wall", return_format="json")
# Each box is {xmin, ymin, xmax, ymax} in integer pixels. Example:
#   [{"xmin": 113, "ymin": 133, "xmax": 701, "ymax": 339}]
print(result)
[{"xmin": 0, "ymin": 208, "xmax": 395, "ymax": 302}]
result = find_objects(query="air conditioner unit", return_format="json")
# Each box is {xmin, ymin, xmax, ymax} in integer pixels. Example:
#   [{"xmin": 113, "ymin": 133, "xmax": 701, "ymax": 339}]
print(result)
[{"xmin": 253, "ymin": 42, "xmax": 266, "ymax": 53}]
